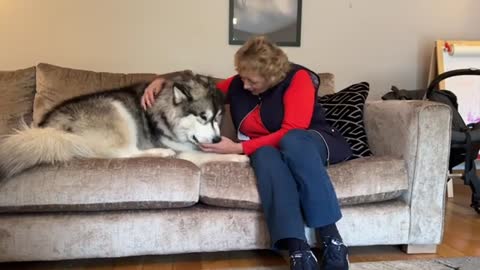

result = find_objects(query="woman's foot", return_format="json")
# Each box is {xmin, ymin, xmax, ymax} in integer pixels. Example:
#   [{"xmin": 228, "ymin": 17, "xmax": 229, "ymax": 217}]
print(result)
[
  {"xmin": 279, "ymin": 238, "xmax": 320, "ymax": 270},
  {"xmin": 320, "ymin": 237, "xmax": 349, "ymax": 270},
  {"xmin": 289, "ymin": 249, "xmax": 320, "ymax": 270}
]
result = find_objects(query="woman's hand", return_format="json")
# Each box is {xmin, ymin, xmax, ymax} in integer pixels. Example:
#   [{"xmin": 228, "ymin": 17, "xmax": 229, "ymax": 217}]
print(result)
[
  {"xmin": 141, "ymin": 78, "xmax": 166, "ymax": 110},
  {"xmin": 199, "ymin": 136, "xmax": 243, "ymax": 154}
]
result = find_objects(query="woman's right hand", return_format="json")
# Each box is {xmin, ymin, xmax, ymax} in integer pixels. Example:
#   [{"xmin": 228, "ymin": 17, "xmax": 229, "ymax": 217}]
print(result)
[{"xmin": 141, "ymin": 77, "xmax": 166, "ymax": 110}]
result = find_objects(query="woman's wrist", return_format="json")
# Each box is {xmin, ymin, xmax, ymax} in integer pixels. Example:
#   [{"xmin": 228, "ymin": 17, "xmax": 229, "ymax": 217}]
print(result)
[
  {"xmin": 236, "ymin": 142, "xmax": 244, "ymax": 154},
  {"xmin": 153, "ymin": 78, "xmax": 163, "ymax": 86}
]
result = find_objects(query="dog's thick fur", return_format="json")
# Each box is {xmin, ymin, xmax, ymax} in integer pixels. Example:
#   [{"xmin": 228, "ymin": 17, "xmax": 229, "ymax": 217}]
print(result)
[{"xmin": 0, "ymin": 72, "xmax": 248, "ymax": 180}]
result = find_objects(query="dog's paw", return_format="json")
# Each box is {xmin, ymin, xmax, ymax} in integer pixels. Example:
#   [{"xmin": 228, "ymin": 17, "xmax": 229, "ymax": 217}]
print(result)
[
  {"xmin": 141, "ymin": 148, "xmax": 176, "ymax": 158},
  {"xmin": 224, "ymin": 154, "xmax": 250, "ymax": 163},
  {"xmin": 174, "ymin": 152, "xmax": 249, "ymax": 166},
  {"xmin": 160, "ymin": 149, "xmax": 176, "ymax": 157}
]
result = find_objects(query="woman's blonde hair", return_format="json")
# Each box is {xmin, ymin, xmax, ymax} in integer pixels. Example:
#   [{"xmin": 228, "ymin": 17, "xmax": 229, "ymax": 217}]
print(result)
[{"xmin": 234, "ymin": 36, "xmax": 291, "ymax": 86}]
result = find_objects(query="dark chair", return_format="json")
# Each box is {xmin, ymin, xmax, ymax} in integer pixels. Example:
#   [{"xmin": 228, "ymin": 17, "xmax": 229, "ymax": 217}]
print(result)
[{"xmin": 426, "ymin": 68, "xmax": 480, "ymax": 213}]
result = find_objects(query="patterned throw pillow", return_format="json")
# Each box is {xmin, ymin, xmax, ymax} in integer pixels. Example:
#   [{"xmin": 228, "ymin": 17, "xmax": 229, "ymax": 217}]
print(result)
[{"xmin": 318, "ymin": 82, "xmax": 372, "ymax": 159}]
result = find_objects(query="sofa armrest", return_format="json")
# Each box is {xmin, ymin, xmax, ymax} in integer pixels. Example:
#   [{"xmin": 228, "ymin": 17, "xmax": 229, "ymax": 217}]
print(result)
[{"xmin": 364, "ymin": 100, "xmax": 452, "ymax": 244}]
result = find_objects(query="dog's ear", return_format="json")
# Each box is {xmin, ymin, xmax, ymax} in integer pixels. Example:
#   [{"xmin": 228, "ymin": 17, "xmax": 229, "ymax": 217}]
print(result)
[
  {"xmin": 183, "ymin": 70, "xmax": 195, "ymax": 78},
  {"xmin": 207, "ymin": 77, "xmax": 217, "ymax": 90},
  {"xmin": 211, "ymin": 85, "xmax": 225, "ymax": 107},
  {"xmin": 163, "ymin": 79, "xmax": 174, "ymax": 89},
  {"xmin": 193, "ymin": 74, "xmax": 219, "ymax": 90},
  {"xmin": 171, "ymin": 70, "xmax": 195, "ymax": 83},
  {"xmin": 173, "ymin": 82, "xmax": 192, "ymax": 105},
  {"xmin": 194, "ymin": 74, "xmax": 211, "ymax": 88}
]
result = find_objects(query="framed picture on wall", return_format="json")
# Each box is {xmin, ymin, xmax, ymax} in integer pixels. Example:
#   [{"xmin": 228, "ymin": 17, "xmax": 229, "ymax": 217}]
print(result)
[{"xmin": 229, "ymin": 0, "xmax": 302, "ymax": 47}]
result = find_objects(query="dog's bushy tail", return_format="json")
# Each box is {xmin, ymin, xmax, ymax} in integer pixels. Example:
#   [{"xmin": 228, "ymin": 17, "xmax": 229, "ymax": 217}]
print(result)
[{"xmin": 0, "ymin": 124, "xmax": 95, "ymax": 180}]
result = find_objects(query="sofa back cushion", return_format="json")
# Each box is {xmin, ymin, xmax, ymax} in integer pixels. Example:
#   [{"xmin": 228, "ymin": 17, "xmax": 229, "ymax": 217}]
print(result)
[
  {"xmin": 317, "ymin": 73, "xmax": 335, "ymax": 96},
  {"xmin": 31, "ymin": 63, "xmax": 335, "ymax": 138},
  {"xmin": 33, "ymin": 63, "xmax": 190, "ymax": 125},
  {"xmin": 0, "ymin": 67, "xmax": 36, "ymax": 135}
]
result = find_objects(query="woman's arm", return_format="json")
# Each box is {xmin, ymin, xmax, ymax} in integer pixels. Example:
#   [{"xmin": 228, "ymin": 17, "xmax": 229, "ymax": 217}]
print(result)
[
  {"xmin": 141, "ymin": 76, "xmax": 235, "ymax": 110},
  {"xmin": 141, "ymin": 77, "xmax": 166, "ymax": 110}
]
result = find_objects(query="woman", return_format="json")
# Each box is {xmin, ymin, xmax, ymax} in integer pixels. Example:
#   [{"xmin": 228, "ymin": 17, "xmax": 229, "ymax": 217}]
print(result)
[{"xmin": 142, "ymin": 36, "xmax": 351, "ymax": 270}]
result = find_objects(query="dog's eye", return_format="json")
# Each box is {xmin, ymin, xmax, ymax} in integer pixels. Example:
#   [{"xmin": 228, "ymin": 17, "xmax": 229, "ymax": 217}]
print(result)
[{"xmin": 200, "ymin": 113, "xmax": 207, "ymax": 121}]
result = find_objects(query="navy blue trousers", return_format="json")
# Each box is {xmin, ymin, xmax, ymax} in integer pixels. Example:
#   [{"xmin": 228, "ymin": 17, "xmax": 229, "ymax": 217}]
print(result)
[{"xmin": 250, "ymin": 129, "xmax": 342, "ymax": 249}]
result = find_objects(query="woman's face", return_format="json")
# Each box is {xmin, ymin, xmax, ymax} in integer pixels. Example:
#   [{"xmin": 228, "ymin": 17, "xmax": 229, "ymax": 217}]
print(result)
[{"xmin": 240, "ymin": 72, "xmax": 270, "ymax": 95}]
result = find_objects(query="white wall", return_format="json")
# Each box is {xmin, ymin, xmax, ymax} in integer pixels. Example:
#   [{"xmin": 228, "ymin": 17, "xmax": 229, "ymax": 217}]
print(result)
[{"xmin": 1, "ymin": 0, "xmax": 479, "ymax": 99}]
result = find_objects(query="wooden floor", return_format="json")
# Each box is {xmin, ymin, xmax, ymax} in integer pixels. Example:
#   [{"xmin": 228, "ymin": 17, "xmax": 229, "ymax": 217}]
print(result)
[{"xmin": 2, "ymin": 179, "xmax": 479, "ymax": 269}]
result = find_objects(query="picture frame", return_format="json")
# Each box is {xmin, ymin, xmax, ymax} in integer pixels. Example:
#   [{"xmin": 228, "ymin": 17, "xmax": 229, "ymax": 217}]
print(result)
[{"xmin": 228, "ymin": 0, "xmax": 302, "ymax": 47}]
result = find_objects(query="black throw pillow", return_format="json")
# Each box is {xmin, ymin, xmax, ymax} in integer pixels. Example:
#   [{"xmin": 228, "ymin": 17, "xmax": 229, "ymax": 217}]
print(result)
[{"xmin": 318, "ymin": 82, "xmax": 372, "ymax": 159}]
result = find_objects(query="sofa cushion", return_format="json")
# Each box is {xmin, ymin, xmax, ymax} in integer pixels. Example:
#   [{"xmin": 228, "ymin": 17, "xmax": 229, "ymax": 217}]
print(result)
[
  {"xmin": 317, "ymin": 73, "xmax": 335, "ymax": 96},
  {"xmin": 0, "ymin": 67, "xmax": 36, "ymax": 135},
  {"xmin": 0, "ymin": 158, "xmax": 200, "ymax": 213},
  {"xmin": 318, "ymin": 82, "xmax": 372, "ymax": 159},
  {"xmin": 199, "ymin": 156, "xmax": 408, "ymax": 210},
  {"xmin": 33, "ymin": 63, "xmax": 190, "ymax": 125}
]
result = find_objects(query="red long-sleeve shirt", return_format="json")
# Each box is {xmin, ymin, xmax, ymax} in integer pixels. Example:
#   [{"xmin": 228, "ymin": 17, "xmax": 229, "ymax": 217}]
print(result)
[{"xmin": 216, "ymin": 70, "xmax": 315, "ymax": 155}]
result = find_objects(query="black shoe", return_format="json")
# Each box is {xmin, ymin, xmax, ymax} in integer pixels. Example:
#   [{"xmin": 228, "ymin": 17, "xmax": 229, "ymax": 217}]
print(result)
[
  {"xmin": 289, "ymin": 250, "xmax": 320, "ymax": 270},
  {"xmin": 321, "ymin": 237, "xmax": 349, "ymax": 270}
]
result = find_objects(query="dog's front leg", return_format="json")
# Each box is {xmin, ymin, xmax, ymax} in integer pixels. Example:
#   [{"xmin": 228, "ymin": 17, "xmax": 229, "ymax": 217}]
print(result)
[
  {"xmin": 176, "ymin": 152, "xmax": 249, "ymax": 167},
  {"xmin": 132, "ymin": 148, "xmax": 176, "ymax": 158}
]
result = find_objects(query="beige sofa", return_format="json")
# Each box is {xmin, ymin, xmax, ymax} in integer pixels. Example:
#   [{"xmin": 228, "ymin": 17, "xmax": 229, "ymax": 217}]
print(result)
[{"xmin": 0, "ymin": 63, "xmax": 452, "ymax": 262}]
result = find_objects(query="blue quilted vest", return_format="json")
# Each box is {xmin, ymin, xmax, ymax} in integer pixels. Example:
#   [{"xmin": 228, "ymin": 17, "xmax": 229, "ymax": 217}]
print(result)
[{"xmin": 227, "ymin": 64, "xmax": 352, "ymax": 164}]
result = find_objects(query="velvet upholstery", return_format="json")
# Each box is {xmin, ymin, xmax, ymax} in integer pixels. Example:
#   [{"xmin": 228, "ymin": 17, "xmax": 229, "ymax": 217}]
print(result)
[
  {"xmin": 309, "ymin": 200, "xmax": 410, "ymax": 246},
  {"xmin": 0, "ymin": 158, "xmax": 200, "ymax": 213},
  {"xmin": 199, "ymin": 156, "xmax": 407, "ymax": 209},
  {"xmin": 364, "ymin": 100, "xmax": 451, "ymax": 244},
  {"xmin": 0, "ymin": 202, "xmax": 410, "ymax": 262},
  {"xmin": 33, "ymin": 63, "xmax": 189, "ymax": 125},
  {"xmin": 0, "ymin": 206, "xmax": 269, "ymax": 261},
  {"xmin": 317, "ymin": 73, "xmax": 335, "ymax": 96},
  {"xmin": 0, "ymin": 65, "xmax": 452, "ymax": 262},
  {"xmin": 0, "ymin": 67, "xmax": 36, "ymax": 135}
]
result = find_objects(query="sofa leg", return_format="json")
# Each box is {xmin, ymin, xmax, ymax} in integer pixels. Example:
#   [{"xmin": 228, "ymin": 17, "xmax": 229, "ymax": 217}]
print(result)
[
  {"xmin": 402, "ymin": 244, "xmax": 437, "ymax": 254},
  {"xmin": 447, "ymin": 177, "xmax": 455, "ymax": 198}
]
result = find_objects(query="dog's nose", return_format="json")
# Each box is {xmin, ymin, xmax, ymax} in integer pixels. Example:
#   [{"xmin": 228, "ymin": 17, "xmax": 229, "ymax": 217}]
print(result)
[{"xmin": 212, "ymin": 136, "xmax": 222, "ymax": 144}]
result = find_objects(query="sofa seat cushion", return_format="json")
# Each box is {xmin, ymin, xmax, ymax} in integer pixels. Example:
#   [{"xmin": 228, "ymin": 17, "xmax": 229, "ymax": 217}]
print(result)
[
  {"xmin": 199, "ymin": 156, "xmax": 408, "ymax": 210},
  {"xmin": 0, "ymin": 158, "xmax": 200, "ymax": 213}
]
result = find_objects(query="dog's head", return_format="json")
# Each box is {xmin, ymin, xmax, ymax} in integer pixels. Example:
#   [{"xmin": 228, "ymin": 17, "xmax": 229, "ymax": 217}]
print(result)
[{"xmin": 150, "ymin": 71, "xmax": 225, "ymax": 146}]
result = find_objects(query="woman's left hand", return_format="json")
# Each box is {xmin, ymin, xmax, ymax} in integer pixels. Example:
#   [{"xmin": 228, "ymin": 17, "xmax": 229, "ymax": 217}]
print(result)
[{"xmin": 199, "ymin": 136, "xmax": 243, "ymax": 154}]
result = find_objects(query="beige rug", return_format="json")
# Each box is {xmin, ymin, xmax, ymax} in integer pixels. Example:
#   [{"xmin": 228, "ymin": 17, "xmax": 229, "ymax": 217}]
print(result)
[
  {"xmin": 351, "ymin": 257, "xmax": 480, "ymax": 270},
  {"xmin": 232, "ymin": 256, "xmax": 480, "ymax": 270}
]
